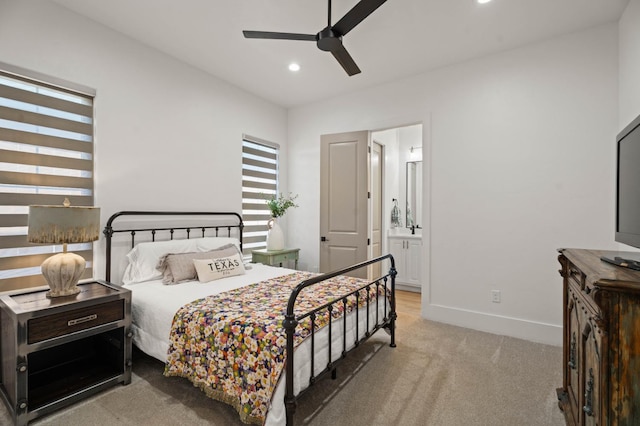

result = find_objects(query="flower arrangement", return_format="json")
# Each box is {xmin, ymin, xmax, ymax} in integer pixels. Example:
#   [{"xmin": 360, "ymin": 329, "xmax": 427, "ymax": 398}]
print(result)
[{"xmin": 265, "ymin": 192, "xmax": 299, "ymax": 218}]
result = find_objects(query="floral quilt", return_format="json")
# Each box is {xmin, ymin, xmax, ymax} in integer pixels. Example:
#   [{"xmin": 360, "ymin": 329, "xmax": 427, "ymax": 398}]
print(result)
[{"xmin": 164, "ymin": 271, "xmax": 386, "ymax": 425}]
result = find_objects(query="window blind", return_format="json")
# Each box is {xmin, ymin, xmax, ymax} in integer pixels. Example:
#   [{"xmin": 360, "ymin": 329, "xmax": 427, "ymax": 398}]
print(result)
[
  {"xmin": 241, "ymin": 136, "xmax": 279, "ymax": 255},
  {"xmin": 0, "ymin": 67, "xmax": 95, "ymax": 292}
]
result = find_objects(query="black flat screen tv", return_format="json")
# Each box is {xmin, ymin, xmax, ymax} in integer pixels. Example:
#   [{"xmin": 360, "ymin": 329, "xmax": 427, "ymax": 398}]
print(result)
[{"xmin": 601, "ymin": 112, "xmax": 640, "ymax": 270}]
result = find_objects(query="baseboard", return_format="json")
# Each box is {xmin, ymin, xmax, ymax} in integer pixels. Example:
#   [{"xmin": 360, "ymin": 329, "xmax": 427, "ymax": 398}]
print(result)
[
  {"xmin": 424, "ymin": 303, "xmax": 562, "ymax": 346},
  {"xmin": 396, "ymin": 283, "xmax": 421, "ymax": 293}
]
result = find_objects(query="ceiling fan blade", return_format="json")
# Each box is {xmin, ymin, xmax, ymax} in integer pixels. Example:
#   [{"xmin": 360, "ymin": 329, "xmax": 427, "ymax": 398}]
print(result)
[
  {"xmin": 330, "ymin": 43, "xmax": 361, "ymax": 76},
  {"xmin": 243, "ymin": 31, "xmax": 316, "ymax": 41},
  {"xmin": 332, "ymin": 0, "xmax": 387, "ymax": 36}
]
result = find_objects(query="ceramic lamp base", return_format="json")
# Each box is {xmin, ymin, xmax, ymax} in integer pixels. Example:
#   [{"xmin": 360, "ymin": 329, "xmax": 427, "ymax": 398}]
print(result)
[{"xmin": 41, "ymin": 252, "xmax": 85, "ymax": 298}]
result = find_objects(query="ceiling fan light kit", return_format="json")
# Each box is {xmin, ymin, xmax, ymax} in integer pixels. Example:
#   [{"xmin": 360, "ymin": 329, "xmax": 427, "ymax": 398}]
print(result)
[{"xmin": 243, "ymin": 0, "xmax": 388, "ymax": 76}]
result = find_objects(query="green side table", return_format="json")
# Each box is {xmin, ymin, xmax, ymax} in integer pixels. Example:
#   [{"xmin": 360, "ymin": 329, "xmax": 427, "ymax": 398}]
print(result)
[{"xmin": 251, "ymin": 248, "xmax": 300, "ymax": 269}]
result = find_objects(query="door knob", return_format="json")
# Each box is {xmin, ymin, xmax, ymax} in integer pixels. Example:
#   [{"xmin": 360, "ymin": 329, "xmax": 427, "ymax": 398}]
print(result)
[{"xmin": 321, "ymin": 236, "xmax": 329, "ymax": 242}]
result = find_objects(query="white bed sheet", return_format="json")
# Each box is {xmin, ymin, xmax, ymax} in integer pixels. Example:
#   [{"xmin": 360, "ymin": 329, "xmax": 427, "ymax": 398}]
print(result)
[{"xmin": 124, "ymin": 263, "xmax": 389, "ymax": 426}]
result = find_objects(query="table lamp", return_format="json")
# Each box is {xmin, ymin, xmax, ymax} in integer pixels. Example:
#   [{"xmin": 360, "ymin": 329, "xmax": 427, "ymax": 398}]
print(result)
[{"xmin": 28, "ymin": 198, "xmax": 100, "ymax": 298}]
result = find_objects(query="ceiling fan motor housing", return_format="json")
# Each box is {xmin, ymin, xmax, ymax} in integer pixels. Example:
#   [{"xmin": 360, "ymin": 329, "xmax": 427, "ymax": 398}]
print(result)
[{"xmin": 317, "ymin": 27, "xmax": 343, "ymax": 51}]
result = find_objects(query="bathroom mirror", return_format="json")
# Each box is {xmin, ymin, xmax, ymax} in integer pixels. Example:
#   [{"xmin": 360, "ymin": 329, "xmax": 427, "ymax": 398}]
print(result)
[{"xmin": 406, "ymin": 161, "xmax": 422, "ymax": 229}]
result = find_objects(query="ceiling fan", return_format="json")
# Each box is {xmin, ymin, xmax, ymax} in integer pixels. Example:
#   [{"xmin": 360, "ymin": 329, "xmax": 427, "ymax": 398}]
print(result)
[{"xmin": 243, "ymin": 0, "xmax": 388, "ymax": 76}]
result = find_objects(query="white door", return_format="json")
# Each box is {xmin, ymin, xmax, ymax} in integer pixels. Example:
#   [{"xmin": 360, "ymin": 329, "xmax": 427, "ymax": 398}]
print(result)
[
  {"xmin": 370, "ymin": 142, "xmax": 383, "ymax": 278},
  {"xmin": 320, "ymin": 130, "xmax": 369, "ymax": 278}
]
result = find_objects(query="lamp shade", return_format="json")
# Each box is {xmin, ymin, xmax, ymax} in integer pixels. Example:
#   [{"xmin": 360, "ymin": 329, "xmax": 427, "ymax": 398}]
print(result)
[
  {"xmin": 28, "ymin": 202, "xmax": 100, "ymax": 244},
  {"xmin": 27, "ymin": 198, "xmax": 100, "ymax": 298}
]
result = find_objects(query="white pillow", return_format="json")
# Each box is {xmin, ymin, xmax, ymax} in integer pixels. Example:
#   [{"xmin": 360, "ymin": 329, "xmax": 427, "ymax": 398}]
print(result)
[
  {"xmin": 123, "ymin": 239, "xmax": 198, "ymax": 285},
  {"xmin": 194, "ymin": 237, "xmax": 241, "ymax": 252},
  {"xmin": 193, "ymin": 253, "xmax": 246, "ymax": 283}
]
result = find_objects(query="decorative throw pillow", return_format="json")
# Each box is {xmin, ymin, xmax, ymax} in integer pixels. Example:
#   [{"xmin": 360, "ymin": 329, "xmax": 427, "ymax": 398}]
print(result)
[
  {"xmin": 157, "ymin": 243, "xmax": 239, "ymax": 284},
  {"xmin": 123, "ymin": 239, "xmax": 198, "ymax": 285},
  {"xmin": 193, "ymin": 253, "xmax": 246, "ymax": 283}
]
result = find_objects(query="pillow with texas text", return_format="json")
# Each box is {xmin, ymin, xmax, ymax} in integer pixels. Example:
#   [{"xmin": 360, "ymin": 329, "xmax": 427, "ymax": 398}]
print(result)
[{"xmin": 193, "ymin": 253, "xmax": 246, "ymax": 283}]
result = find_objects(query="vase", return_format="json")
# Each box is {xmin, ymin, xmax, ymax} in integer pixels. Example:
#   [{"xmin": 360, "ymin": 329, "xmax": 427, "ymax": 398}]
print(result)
[{"xmin": 266, "ymin": 218, "xmax": 285, "ymax": 251}]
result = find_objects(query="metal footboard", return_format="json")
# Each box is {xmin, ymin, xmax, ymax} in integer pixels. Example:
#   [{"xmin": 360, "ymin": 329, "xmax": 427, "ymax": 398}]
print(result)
[{"xmin": 283, "ymin": 254, "xmax": 397, "ymax": 425}]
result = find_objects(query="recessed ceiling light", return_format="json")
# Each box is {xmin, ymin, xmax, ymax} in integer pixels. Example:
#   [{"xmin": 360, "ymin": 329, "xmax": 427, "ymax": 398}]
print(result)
[
  {"xmin": 288, "ymin": 63, "xmax": 300, "ymax": 72},
  {"xmin": 477, "ymin": 0, "xmax": 492, "ymax": 3}
]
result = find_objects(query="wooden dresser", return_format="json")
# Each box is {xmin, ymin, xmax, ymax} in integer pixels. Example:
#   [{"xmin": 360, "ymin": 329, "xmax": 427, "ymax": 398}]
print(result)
[{"xmin": 557, "ymin": 248, "xmax": 640, "ymax": 425}]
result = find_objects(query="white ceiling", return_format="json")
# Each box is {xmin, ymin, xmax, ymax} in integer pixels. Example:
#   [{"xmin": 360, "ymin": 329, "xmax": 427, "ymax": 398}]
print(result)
[{"xmin": 51, "ymin": 0, "xmax": 629, "ymax": 108}]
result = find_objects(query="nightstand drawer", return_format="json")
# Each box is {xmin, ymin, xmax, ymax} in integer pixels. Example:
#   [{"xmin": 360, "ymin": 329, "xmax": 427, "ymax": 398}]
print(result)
[
  {"xmin": 252, "ymin": 248, "xmax": 300, "ymax": 269},
  {"xmin": 28, "ymin": 300, "xmax": 124, "ymax": 344}
]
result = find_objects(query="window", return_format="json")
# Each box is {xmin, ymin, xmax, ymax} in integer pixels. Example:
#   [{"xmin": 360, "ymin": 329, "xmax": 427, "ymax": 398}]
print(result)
[
  {"xmin": 0, "ymin": 64, "xmax": 95, "ymax": 292},
  {"xmin": 241, "ymin": 135, "xmax": 279, "ymax": 255}
]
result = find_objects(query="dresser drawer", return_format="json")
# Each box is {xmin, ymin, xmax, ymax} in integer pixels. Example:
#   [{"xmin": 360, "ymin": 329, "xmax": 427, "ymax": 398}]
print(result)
[
  {"xmin": 567, "ymin": 263, "xmax": 585, "ymax": 289},
  {"xmin": 28, "ymin": 300, "xmax": 124, "ymax": 344}
]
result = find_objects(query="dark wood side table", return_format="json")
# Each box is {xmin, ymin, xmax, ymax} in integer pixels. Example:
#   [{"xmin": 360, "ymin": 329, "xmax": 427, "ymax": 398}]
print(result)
[
  {"xmin": 0, "ymin": 280, "xmax": 132, "ymax": 426},
  {"xmin": 252, "ymin": 248, "xmax": 300, "ymax": 269}
]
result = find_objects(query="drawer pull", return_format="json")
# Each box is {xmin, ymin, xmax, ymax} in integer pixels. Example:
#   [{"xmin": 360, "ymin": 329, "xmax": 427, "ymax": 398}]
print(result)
[{"xmin": 68, "ymin": 314, "xmax": 97, "ymax": 326}]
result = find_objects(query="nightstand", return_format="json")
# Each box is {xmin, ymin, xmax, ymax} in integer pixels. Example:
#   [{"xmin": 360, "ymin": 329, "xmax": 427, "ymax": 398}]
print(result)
[
  {"xmin": 0, "ymin": 280, "xmax": 132, "ymax": 426},
  {"xmin": 252, "ymin": 248, "xmax": 300, "ymax": 269}
]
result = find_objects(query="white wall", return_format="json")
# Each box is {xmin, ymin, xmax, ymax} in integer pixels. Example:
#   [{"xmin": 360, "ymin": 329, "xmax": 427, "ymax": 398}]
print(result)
[
  {"xmin": 287, "ymin": 24, "xmax": 619, "ymax": 345},
  {"xmin": 0, "ymin": 0, "xmax": 288, "ymax": 277},
  {"xmin": 620, "ymin": 0, "xmax": 640, "ymax": 127}
]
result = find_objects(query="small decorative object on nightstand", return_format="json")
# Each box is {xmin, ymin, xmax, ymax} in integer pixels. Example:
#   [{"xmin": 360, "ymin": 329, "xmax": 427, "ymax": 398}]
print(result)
[
  {"xmin": 252, "ymin": 248, "xmax": 300, "ymax": 269},
  {"xmin": 264, "ymin": 193, "xmax": 298, "ymax": 251},
  {"xmin": 0, "ymin": 280, "xmax": 132, "ymax": 426}
]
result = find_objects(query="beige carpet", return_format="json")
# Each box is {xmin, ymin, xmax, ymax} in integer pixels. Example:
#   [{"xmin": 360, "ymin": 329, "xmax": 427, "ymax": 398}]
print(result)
[{"xmin": 0, "ymin": 311, "xmax": 566, "ymax": 426}]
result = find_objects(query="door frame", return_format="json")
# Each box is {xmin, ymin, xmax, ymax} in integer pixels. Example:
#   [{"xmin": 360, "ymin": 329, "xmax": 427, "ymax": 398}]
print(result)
[
  {"xmin": 319, "ymin": 120, "xmax": 428, "ymax": 313},
  {"xmin": 369, "ymin": 121, "xmax": 428, "ymax": 313},
  {"xmin": 369, "ymin": 141, "xmax": 384, "ymax": 278}
]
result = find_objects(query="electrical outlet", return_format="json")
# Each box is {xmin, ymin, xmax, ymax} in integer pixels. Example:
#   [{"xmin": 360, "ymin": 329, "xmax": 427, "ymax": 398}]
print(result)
[{"xmin": 491, "ymin": 290, "xmax": 501, "ymax": 303}]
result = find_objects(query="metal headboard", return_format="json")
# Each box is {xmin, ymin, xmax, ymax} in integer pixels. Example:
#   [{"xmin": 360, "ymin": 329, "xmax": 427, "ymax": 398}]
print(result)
[{"xmin": 103, "ymin": 211, "xmax": 244, "ymax": 282}]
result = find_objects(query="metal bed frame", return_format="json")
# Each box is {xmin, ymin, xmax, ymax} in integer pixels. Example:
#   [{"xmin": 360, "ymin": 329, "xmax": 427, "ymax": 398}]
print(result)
[{"xmin": 103, "ymin": 211, "xmax": 397, "ymax": 426}]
